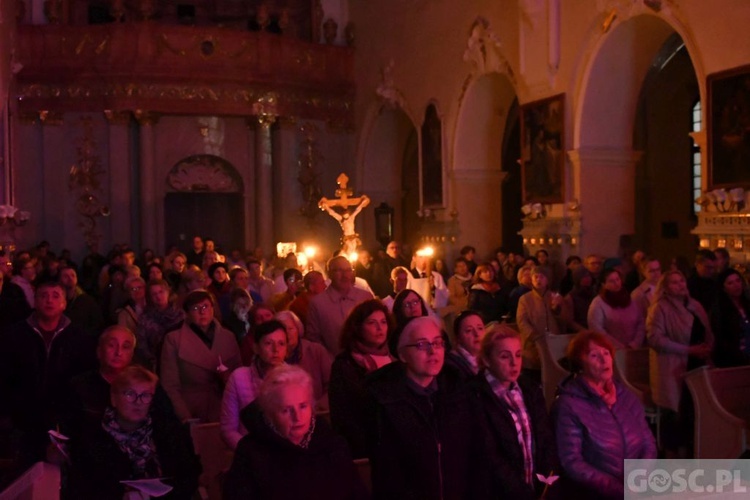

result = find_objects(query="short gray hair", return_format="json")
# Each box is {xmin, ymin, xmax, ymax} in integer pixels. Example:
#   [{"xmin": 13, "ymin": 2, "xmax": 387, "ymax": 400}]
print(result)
[{"xmin": 257, "ymin": 365, "xmax": 314, "ymax": 414}]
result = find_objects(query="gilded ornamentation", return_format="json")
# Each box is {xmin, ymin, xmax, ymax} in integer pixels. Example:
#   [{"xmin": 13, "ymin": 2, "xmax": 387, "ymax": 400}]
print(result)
[
  {"xmin": 253, "ymin": 92, "xmax": 279, "ymax": 124},
  {"xmin": 39, "ymin": 110, "xmax": 64, "ymax": 125},
  {"xmin": 134, "ymin": 110, "xmax": 159, "ymax": 125},
  {"xmin": 103, "ymin": 110, "xmax": 131, "ymax": 125},
  {"xmin": 69, "ymin": 116, "xmax": 110, "ymax": 249},
  {"xmin": 167, "ymin": 155, "xmax": 242, "ymax": 192}
]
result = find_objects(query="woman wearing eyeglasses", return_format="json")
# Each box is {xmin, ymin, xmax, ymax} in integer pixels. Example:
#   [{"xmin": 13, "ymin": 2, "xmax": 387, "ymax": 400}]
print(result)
[
  {"xmin": 392, "ymin": 288, "xmax": 430, "ymax": 328},
  {"xmin": 67, "ymin": 365, "xmax": 201, "ymax": 499},
  {"xmin": 367, "ymin": 316, "xmax": 488, "ymax": 499},
  {"xmin": 117, "ymin": 275, "xmax": 147, "ymax": 334},
  {"xmin": 160, "ymin": 290, "xmax": 242, "ymax": 423}
]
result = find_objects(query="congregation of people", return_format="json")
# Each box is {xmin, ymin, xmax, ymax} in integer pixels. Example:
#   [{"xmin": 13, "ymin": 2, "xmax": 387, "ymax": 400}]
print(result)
[{"xmin": 0, "ymin": 236, "xmax": 747, "ymax": 499}]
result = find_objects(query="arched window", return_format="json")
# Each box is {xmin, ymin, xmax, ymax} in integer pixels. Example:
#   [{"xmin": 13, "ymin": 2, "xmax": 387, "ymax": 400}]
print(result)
[{"xmin": 692, "ymin": 99, "xmax": 702, "ymax": 214}]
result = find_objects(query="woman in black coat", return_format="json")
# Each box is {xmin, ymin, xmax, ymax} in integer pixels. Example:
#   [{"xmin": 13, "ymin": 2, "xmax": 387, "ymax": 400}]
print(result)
[
  {"xmin": 67, "ymin": 366, "xmax": 201, "ymax": 500},
  {"xmin": 711, "ymin": 268, "xmax": 750, "ymax": 367},
  {"xmin": 329, "ymin": 299, "xmax": 395, "ymax": 458},
  {"xmin": 224, "ymin": 365, "xmax": 367, "ymax": 500},
  {"xmin": 469, "ymin": 323, "xmax": 559, "ymax": 499},
  {"xmin": 367, "ymin": 316, "xmax": 489, "ymax": 499}
]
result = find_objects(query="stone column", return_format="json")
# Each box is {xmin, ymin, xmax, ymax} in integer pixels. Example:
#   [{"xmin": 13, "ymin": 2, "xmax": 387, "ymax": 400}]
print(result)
[
  {"xmin": 104, "ymin": 110, "xmax": 132, "ymax": 246},
  {"xmin": 255, "ymin": 114, "xmax": 276, "ymax": 254},
  {"xmin": 135, "ymin": 110, "xmax": 159, "ymax": 252},
  {"xmin": 39, "ymin": 111, "xmax": 66, "ymax": 246},
  {"xmin": 567, "ymin": 147, "xmax": 643, "ymax": 257}
]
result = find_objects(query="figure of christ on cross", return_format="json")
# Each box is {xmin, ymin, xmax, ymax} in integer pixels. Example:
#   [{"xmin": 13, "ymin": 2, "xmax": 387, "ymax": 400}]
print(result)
[{"xmin": 319, "ymin": 173, "xmax": 370, "ymax": 255}]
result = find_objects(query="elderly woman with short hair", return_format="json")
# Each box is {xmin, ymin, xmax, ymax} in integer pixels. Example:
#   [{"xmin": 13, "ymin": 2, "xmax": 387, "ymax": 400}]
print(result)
[
  {"xmin": 367, "ymin": 316, "xmax": 488, "ymax": 499},
  {"xmin": 67, "ymin": 365, "xmax": 201, "ymax": 499},
  {"xmin": 223, "ymin": 365, "xmax": 367, "ymax": 500},
  {"xmin": 552, "ymin": 331, "xmax": 656, "ymax": 499},
  {"xmin": 220, "ymin": 319, "xmax": 288, "ymax": 449},
  {"xmin": 160, "ymin": 290, "xmax": 241, "ymax": 422}
]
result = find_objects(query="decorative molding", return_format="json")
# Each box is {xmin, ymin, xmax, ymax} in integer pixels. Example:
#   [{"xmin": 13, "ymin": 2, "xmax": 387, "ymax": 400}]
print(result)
[
  {"xmin": 17, "ymin": 82, "xmax": 354, "ymax": 126},
  {"xmin": 452, "ymin": 168, "xmax": 507, "ymax": 182},
  {"xmin": 69, "ymin": 116, "xmax": 109, "ymax": 249},
  {"xmin": 567, "ymin": 147, "xmax": 644, "ymax": 167},
  {"xmin": 519, "ymin": 0, "xmax": 544, "ymax": 27},
  {"xmin": 375, "ymin": 59, "xmax": 407, "ymax": 110},
  {"xmin": 38, "ymin": 110, "xmax": 63, "ymax": 125},
  {"xmin": 133, "ymin": 110, "xmax": 160, "ymax": 126},
  {"xmin": 103, "ymin": 110, "xmax": 131, "ymax": 125},
  {"xmin": 463, "ymin": 16, "xmax": 516, "ymax": 85},
  {"xmin": 166, "ymin": 154, "xmax": 242, "ymax": 193}
]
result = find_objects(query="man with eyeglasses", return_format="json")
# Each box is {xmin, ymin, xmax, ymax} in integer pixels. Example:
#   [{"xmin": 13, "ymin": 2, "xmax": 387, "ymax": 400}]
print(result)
[
  {"xmin": 0, "ymin": 281, "xmax": 97, "ymax": 466},
  {"xmin": 306, "ymin": 255, "xmax": 373, "ymax": 355}
]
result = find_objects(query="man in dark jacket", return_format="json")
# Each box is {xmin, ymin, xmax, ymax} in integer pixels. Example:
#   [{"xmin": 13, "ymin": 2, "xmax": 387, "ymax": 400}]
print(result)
[{"xmin": 0, "ymin": 281, "xmax": 97, "ymax": 466}]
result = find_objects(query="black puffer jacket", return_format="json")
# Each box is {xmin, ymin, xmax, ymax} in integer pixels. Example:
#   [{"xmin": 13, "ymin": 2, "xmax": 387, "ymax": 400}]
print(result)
[{"xmin": 551, "ymin": 375, "xmax": 657, "ymax": 499}]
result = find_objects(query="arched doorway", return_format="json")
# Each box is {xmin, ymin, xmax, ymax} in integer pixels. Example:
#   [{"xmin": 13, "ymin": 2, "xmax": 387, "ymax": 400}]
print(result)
[
  {"xmin": 163, "ymin": 154, "xmax": 245, "ymax": 254},
  {"xmin": 574, "ymin": 14, "xmax": 700, "ymax": 260},
  {"xmin": 634, "ymin": 33, "xmax": 700, "ymax": 262},
  {"xmin": 360, "ymin": 106, "xmax": 419, "ymax": 247},
  {"xmin": 453, "ymin": 72, "xmax": 518, "ymax": 258}
]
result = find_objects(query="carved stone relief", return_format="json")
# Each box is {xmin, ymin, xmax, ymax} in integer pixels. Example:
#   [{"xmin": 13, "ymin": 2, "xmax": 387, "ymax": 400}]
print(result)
[{"xmin": 167, "ymin": 154, "xmax": 242, "ymax": 192}]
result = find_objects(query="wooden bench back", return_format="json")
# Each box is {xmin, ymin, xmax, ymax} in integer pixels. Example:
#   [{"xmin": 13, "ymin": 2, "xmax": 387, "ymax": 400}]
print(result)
[{"xmin": 709, "ymin": 366, "xmax": 750, "ymax": 422}]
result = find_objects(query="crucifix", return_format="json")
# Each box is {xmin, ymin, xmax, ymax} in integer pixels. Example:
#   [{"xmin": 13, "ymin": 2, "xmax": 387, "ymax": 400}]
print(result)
[{"xmin": 319, "ymin": 173, "xmax": 370, "ymax": 255}]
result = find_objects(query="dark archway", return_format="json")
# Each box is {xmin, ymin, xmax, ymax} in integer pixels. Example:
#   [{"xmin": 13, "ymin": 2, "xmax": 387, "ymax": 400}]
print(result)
[{"xmin": 163, "ymin": 154, "xmax": 245, "ymax": 254}]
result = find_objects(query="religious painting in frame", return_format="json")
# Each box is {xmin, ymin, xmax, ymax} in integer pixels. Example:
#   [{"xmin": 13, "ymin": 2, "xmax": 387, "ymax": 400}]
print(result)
[
  {"xmin": 520, "ymin": 93, "xmax": 565, "ymax": 203},
  {"xmin": 708, "ymin": 64, "xmax": 750, "ymax": 189}
]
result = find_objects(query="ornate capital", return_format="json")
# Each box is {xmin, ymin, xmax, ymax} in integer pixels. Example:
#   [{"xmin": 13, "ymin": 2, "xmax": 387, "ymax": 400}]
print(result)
[
  {"xmin": 39, "ymin": 110, "xmax": 64, "ymax": 125},
  {"xmin": 256, "ymin": 114, "xmax": 277, "ymax": 128},
  {"xmin": 104, "ymin": 110, "xmax": 132, "ymax": 125},
  {"xmin": 252, "ymin": 92, "xmax": 279, "ymax": 126},
  {"xmin": 134, "ymin": 110, "xmax": 160, "ymax": 126}
]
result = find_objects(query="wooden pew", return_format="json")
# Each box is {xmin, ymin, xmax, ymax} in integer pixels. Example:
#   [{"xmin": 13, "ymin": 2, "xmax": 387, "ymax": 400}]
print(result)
[
  {"xmin": 614, "ymin": 348, "xmax": 660, "ymax": 443},
  {"xmin": 190, "ymin": 422, "xmax": 234, "ymax": 500},
  {"xmin": 535, "ymin": 333, "xmax": 574, "ymax": 410},
  {"xmin": 685, "ymin": 365, "xmax": 750, "ymax": 459},
  {"xmin": 0, "ymin": 462, "xmax": 60, "ymax": 500}
]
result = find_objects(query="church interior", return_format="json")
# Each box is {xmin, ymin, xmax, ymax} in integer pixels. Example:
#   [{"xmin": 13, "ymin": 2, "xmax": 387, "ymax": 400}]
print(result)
[{"xmin": 0, "ymin": 0, "xmax": 749, "ymax": 271}]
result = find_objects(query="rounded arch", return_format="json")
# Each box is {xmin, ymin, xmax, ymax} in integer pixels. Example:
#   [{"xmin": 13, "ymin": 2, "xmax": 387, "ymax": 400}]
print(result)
[
  {"xmin": 573, "ymin": 11, "xmax": 706, "ymax": 149},
  {"xmin": 451, "ymin": 72, "xmax": 518, "ymax": 257},
  {"xmin": 357, "ymin": 100, "xmax": 419, "ymax": 248},
  {"xmin": 166, "ymin": 154, "xmax": 244, "ymax": 192},
  {"xmin": 570, "ymin": 11, "xmax": 703, "ymax": 259}
]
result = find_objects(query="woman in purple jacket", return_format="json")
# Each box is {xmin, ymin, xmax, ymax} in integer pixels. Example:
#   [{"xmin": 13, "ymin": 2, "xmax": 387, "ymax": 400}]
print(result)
[{"xmin": 552, "ymin": 330, "xmax": 656, "ymax": 499}]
